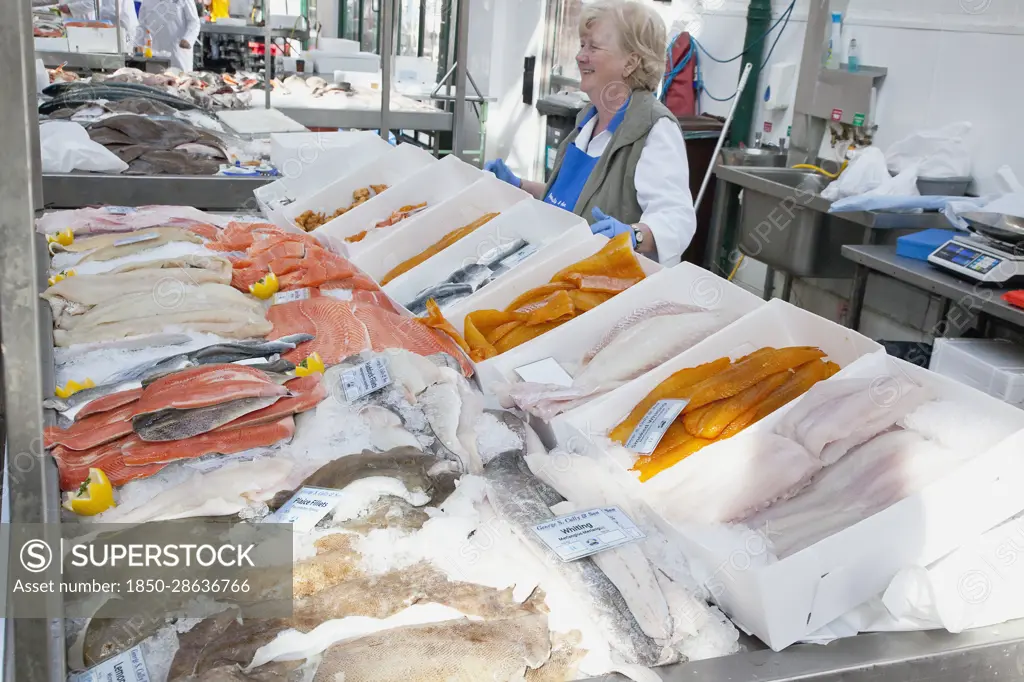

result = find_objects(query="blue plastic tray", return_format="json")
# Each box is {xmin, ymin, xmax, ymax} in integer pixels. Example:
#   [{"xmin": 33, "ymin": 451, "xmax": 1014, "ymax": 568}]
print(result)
[{"xmin": 896, "ymin": 229, "xmax": 959, "ymax": 261}]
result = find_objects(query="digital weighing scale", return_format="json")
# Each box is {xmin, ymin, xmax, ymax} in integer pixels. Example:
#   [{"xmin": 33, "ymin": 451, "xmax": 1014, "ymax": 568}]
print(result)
[{"xmin": 927, "ymin": 212, "xmax": 1024, "ymax": 286}]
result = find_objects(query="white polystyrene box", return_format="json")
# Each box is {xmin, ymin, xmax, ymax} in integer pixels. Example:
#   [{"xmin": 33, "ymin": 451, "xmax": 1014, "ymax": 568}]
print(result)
[
  {"xmin": 35, "ymin": 37, "xmax": 70, "ymax": 52},
  {"xmin": 313, "ymin": 154, "xmax": 483, "ymax": 255},
  {"xmin": 382, "ymin": 200, "xmax": 592, "ymax": 314},
  {"xmin": 281, "ymin": 144, "xmax": 436, "ymax": 233},
  {"xmin": 66, "ymin": 26, "xmax": 119, "ymax": 54},
  {"xmin": 353, "ymin": 174, "xmax": 531, "ymax": 282},
  {"xmin": 258, "ymin": 133, "xmax": 392, "ymax": 228},
  {"xmin": 660, "ymin": 352, "xmax": 1024, "ymax": 651},
  {"xmin": 476, "ymin": 263, "xmax": 766, "ymax": 395},
  {"xmin": 442, "ymin": 234, "xmax": 662, "ymax": 343}
]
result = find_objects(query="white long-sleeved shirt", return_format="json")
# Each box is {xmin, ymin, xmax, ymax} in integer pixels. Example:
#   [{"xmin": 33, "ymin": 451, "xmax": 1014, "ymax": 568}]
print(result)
[{"xmin": 573, "ymin": 116, "xmax": 697, "ymax": 266}]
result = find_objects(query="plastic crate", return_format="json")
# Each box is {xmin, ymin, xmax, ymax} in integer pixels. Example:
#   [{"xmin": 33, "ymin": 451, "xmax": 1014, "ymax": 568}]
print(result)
[{"xmin": 929, "ymin": 338, "xmax": 1024, "ymax": 406}]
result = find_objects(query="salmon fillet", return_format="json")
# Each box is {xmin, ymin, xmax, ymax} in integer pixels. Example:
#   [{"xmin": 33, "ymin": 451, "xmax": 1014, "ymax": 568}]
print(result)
[
  {"xmin": 74, "ymin": 387, "xmax": 143, "ymax": 420},
  {"xmin": 45, "ymin": 402, "xmax": 136, "ymax": 451},
  {"xmin": 133, "ymin": 365, "xmax": 289, "ymax": 416},
  {"xmin": 221, "ymin": 375, "xmax": 326, "ymax": 429},
  {"xmin": 267, "ymin": 299, "xmax": 472, "ymax": 374},
  {"xmin": 53, "ymin": 439, "xmax": 167, "ymax": 491},
  {"xmin": 121, "ymin": 416, "xmax": 295, "ymax": 466}
]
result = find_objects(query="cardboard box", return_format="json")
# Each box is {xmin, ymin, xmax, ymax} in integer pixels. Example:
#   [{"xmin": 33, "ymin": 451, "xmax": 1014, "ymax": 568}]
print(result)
[
  {"xmin": 314, "ymin": 154, "xmax": 483, "ymax": 255},
  {"xmin": 281, "ymin": 144, "xmax": 435, "ymax": 233},
  {"xmin": 353, "ymin": 174, "xmax": 530, "ymax": 282},
  {"xmin": 662, "ymin": 352, "xmax": 1024, "ymax": 651},
  {"xmin": 258, "ymin": 132, "xmax": 392, "ymax": 228},
  {"xmin": 381, "ymin": 199, "xmax": 592, "ymax": 314}
]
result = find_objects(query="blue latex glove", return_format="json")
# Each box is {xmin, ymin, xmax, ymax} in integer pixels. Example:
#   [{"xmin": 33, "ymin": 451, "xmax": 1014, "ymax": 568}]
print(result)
[
  {"xmin": 591, "ymin": 207, "xmax": 636, "ymax": 247},
  {"xmin": 484, "ymin": 159, "xmax": 521, "ymax": 188}
]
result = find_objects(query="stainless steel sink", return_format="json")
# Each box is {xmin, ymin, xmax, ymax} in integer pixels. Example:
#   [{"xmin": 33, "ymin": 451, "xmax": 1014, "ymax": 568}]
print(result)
[
  {"xmin": 719, "ymin": 148, "xmax": 788, "ymax": 168},
  {"xmin": 714, "ymin": 165, "xmax": 952, "ymax": 278}
]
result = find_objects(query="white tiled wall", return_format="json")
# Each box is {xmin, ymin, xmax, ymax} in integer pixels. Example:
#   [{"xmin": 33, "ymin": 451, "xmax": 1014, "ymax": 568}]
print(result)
[{"xmin": 681, "ymin": 0, "xmax": 1023, "ymax": 339}]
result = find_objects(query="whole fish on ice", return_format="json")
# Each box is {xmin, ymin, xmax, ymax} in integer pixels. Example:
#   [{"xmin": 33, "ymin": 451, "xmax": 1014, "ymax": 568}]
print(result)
[{"xmin": 483, "ymin": 449, "xmax": 663, "ymax": 667}]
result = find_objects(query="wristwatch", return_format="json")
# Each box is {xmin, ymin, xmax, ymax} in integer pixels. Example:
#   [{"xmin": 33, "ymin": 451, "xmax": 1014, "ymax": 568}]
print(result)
[{"xmin": 632, "ymin": 226, "xmax": 644, "ymax": 249}]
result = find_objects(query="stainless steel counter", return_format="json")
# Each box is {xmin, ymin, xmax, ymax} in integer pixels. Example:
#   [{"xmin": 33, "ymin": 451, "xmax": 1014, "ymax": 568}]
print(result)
[
  {"xmin": 274, "ymin": 105, "xmax": 453, "ymax": 131},
  {"xmin": 587, "ymin": 619, "xmax": 1024, "ymax": 681},
  {"xmin": 200, "ymin": 23, "xmax": 309, "ymax": 41},
  {"xmin": 842, "ymin": 244, "xmax": 1024, "ymax": 332},
  {"xmin": 42, "ymin": 173, "xmax": 272, "ymax": 211},
  {"xmin": 36, "ymin": 49, "xmax": 124, "ymax": 71}
]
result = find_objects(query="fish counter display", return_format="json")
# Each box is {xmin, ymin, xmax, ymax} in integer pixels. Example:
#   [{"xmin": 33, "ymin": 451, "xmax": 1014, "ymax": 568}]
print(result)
[{"xmin": 31, "ymin": 202, "xmax": 1024, "ymax": 681}]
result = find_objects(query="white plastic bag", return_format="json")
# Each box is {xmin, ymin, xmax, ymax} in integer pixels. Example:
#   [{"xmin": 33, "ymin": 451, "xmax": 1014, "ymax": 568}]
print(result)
[
  {"xmin": 39, "ymin": 121, "xmax": 129, "ymax": 174},
  {"xmin": 35, "ymin": 58, "xmax": 49, "ymax": 94},
  {"xmin": 820, "ymin": 147, "xmax": 893, "ymax": 201},
  {"xmin": 885, "ymin": 122, "xmax": 973, "ymax": 178}
]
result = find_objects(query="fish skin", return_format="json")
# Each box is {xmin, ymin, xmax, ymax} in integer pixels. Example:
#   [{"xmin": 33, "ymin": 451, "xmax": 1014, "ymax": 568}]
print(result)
[
  {"xmin": 132, "ymin": 395, "xmax": 283, "ymax": 442},
  {"xmin": 173, "ymin": 660, "xmax": 308, "ymax": 682},
  {"xmin": 483, "ymin": 450, "xmax": 662, "ymax": 667},
  {"xmin": 105, "ymin": 353, "xmax": 195, "ymax": 384},
  {"xmin": 43, "ymin": 379, "xmax": 143, "ymax": 415},
  {"xmin": 311, "ymin": 614, "xmax": 553, "ymax": 682},
  {"xmin": 291, "ymin": 562, "xmax": 544, "ymax": 631},
  {"xmin": 188, "ymin": 335, "xmax": 313, "ymax": 363},
  {"xmin": 266, "ymin": 447, "xmax": 436, "ymax": 511}
]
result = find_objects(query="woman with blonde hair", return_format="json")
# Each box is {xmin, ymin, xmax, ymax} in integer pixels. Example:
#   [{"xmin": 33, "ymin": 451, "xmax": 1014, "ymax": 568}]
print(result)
[{"xmin": 485, "ymin": 0, "xmax": 696, "ymax": 265}]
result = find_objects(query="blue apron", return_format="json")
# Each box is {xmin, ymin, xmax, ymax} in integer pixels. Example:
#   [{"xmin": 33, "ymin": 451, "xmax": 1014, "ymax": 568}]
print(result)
[{"xmin": 543, "ymin": 100, "xmax": 630, "ymax": 212}]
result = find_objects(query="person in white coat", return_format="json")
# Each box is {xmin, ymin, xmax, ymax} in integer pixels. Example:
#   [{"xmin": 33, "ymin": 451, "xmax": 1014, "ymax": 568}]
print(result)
[{"xmin": 138, "ymin": 0, "xmax": 200, "ymax": 71}]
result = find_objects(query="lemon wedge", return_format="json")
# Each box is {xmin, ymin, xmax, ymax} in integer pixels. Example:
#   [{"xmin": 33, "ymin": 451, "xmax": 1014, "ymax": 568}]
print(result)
[
  {"xmin": 48, "ymin": 269, "xmax": 77, "ymax": 287},
  {"xmin": 249, "ymin": 272, "xmax": 280, "ymax": 299},
  {"xmin": 55, "ymin": 378, "xmax": 95, "ymax": 399},
  {"xmin": 62, "ymin": 468, "xmax": 115, "ymax": 516},
  {"xmin": 46, "ymin": 229, "xmax": 75, "ymax": 247},
  {"xmin": 295, "ymin": 352, "xmax": 325, "ymax": 377}
]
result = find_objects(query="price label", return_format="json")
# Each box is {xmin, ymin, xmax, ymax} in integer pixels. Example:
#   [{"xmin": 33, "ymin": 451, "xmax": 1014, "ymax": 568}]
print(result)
[
  {"xmin": 532, "ymin": 507, "xmax": 645, "ymax": 562},
  {"xmin": 105, "ymin": 206, "xmax": 136, "ymax": 216},
  {"xmin": 341, "ymin": 357, "xmax": 392, "ymax": 402},
  {"xmin": 69, "ymin": 644, "xmax": 150, "ymax": 682},
  {"xmin": 514, "ymin": 357, "xmax": 573, "ymax": 387},
  {"xmin": 113, "ymin": 232, "xmax": 160, "ymax": 247},
  {"xmin": 272, "ymin": 288, "xmax": 311, "ymax": 305},
  {"xmin": 625, "ymin": 399, "xmax": 689, "ymax": 455},
  {"xmin": 272, "ymin": 486, "xmax": 347, "ymax": 533}
]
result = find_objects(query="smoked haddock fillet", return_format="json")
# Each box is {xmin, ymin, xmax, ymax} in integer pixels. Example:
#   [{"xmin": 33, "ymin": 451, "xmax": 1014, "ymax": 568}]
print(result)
[{"xmin": 267, "ymin": 298, "xmax": 473, "ymax": 375}]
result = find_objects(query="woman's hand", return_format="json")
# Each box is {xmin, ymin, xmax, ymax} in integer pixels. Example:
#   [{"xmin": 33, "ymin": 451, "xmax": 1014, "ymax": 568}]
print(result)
[
  {"xmin": 483, "ymin": 159, "xmax": 521, "ymax": 188},
  {"xmin": 591, "ymin": 207, "xmax": 634, "ymax": 245},
  {"xmin": 591, "ymin": 208, "xmax": 656, "ymax": 256}
]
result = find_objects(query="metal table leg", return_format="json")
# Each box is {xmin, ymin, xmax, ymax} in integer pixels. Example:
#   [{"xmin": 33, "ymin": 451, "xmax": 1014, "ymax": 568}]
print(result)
[
  {"xmin": 762, "ymin": 266, "xmax": 776, "ymax": 301},
  {"xmin": 846, "ymin": 264, "xmax": 868, "ymax": 330},
  {"xmin": 780, "ymin": 273, "xmax": 793, "ymax": 302}
]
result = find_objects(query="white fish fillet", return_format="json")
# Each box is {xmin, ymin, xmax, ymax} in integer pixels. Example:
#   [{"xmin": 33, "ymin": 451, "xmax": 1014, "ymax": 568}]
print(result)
[
  {"xmin": 550, "ymin": 500, "xmax": 671, "ymax": 641},
  {"xmin": 36, "ymin": 205, "xmax": 227, "ymax": 234},
  {"xmin": 747, "ymin": 430, "xmax": 971, "ymax": 557},
  {"xmin": 42, "ymin": 255, "xmax": 233, "ymax": 325},
  {"xmin": 52, "ymin": 242, "xmax": 219, "ymax": 277},
  {"xmin": 647, "ymin": 434, "xmax": 823, "ymax": 526},
  {"xmin": 52, "ymin": 283, "xmax": 270, "ymax": 346},
  {"xmin": 507, "ymin": 310, "xmax": 732, "ymax": 420},
  {"xmin": 107, "ymin": 457, "xmax": 294, "ymax": 524},
  {"xmin": 247, "ymin": 604, "xmax": 474, "ymax": 669},
  {"xmin": 57, "ymin": 282, "xmax": 262, "ymax": 331},
  {"xmin": 582, "ymin": 302, "xmax": 707, "ymax": 364},
  {"xmin": 777, "ymin": 377, "xmax": 933, "ymax": 465}
]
